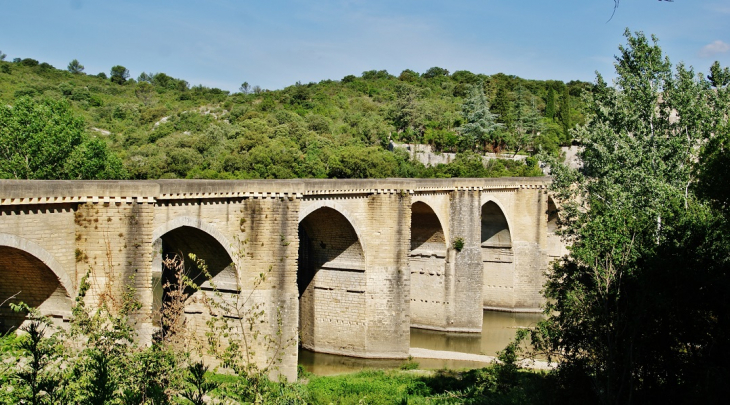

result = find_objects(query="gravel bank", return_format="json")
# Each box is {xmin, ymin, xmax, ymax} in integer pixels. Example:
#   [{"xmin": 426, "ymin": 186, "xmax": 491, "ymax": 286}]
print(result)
[{"xmin": 409, "ymin": 348, "xmax": 554, "ymax": 371}]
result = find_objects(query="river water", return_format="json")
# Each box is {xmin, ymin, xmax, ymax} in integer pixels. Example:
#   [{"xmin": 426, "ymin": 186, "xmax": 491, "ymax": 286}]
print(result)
[{"xmin": 299, "ymin": 310, "xmax": 544, "ymax": 375}]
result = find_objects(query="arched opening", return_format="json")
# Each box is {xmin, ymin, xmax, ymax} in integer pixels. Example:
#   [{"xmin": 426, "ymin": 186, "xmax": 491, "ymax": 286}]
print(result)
[
  {"xmin": 409, "ymin": 202, "xmax": 448, "ymax": 329},
  {"xmin": 153, "ymin": 226, "xmax": 237, "ymax": 331},
  {"xmin": 298, "ymin": 207, "xmax": 366, "ymax": 355},
  {"xmin": 481, "ymin": 201, "xmax": 515, "ymax": 308},
  {"xmin": 546, "ymin": 197, "xmax": 567, "ymax": 259},
  {"xmin": 0, "ymin": 247, "xmax": 72, "ymax": 333},
  {"xmin": 410, "ymin": 202, "xmax": 446, "ymax": 253},
  {"xmin": 481, "ymin": 202, "xmax": 512, "ymax": 248}
]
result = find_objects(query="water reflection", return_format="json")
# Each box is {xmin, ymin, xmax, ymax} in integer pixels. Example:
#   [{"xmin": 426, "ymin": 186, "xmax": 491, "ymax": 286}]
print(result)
[
  {"xmin": 411, "ymin": 310, "xmax": 544, "ymax": 356},
  {"xmin": 298, "ymin": 310, "xmax": 544, "ymax": 376}
]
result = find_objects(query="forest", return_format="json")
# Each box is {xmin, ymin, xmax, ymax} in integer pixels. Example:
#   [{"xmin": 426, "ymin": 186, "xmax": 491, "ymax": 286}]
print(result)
[{"xmin": 0, "ymin": 51, "xmax": 590, "ymax": 181}]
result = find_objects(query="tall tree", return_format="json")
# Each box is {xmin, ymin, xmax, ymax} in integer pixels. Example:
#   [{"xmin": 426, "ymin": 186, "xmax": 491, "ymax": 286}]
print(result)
[
  {"xmin": 707, "ymin": 60, "xmax": 730, "ymax": 88},
  {"xmin": 557, "ymin": 86, "xmax": 571, "ymax": 142},
  {"xmin": 110, "ymin": 65, "xmax": 129, "ymax": 85},
  {"xmin": 460, "ymin": 84, "xmax": 503, "ymax": 151},
  {"xmin": 535, "ymin": 30, "xmax": 730, "ymax": 403},
  {"xmin": 239, "ymin": 81, "xmax": 251, "ymax": 94},
  {"xmin": 509, "ymin": 86, "xmax": 541, "ymax": 155},
  {"xmin": 545, "ymin": 86, "xmax": 556, "ymax": 120},
  {"xmin": 491, "ymin": 84, "xmax": 512, "ymax": 129},
  {"xmin": 67, "ymin": 59, "xmax": 84, "ymax": 74}
]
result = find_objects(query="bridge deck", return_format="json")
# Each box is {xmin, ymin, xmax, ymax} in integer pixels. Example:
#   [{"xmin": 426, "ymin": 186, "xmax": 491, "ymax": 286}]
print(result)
[{"xmin": 1, "ymin": 178, "xmax": 549, "ymax": 205}]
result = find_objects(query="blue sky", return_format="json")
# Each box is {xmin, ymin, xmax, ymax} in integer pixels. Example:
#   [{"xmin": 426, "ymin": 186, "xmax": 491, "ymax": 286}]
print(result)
[{"xmin": 2, "ymin": 1, "xmax": 728, "ymax": 92}]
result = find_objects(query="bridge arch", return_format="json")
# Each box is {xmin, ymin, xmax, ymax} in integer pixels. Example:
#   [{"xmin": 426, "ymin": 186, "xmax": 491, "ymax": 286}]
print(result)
[
  {"xmin": 546, "ymin": 196, "xmax": 567, "ymax": 259},
  {"xmin": 0, "ymin": 234, "xmax": 74, "ymax": 332},
  {"xmin": 298, "ymin": 201, "xmax": 366, "ymax": 247},
  {"xmin": 410, "ymin": 195, "xmax": 450, "ymax": 242},
  {"xmin": 408, "ymin": 202, "xmax": 449, "ymax": 330},
  {"xmin": 152, "ymin": 216, "xmax": 236, "ymax": 262},
  {"xmin": 480, "ymin": 200, "xmax": 516, "ymax": 309},
  {"xmin": 410, "ymin": 202, "xmax": 447, "ymax": 254},
  {"xmin": 297, "ymin": 206, "xmax": 367, "ymax": 356},
  {"xmin": 151, "ymin": 217, "xmax": 239, "ymax": 329},
  {"xmin": 0, "ymin": 233, "xmax": 75, "ymax": 297},
  {"xmin": 481, "ymin": 199, "xmax": 513, "ymax": 247}
]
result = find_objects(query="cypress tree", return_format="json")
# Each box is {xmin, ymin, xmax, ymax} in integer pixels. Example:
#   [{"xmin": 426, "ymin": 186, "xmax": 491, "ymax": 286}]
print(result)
[
  {"xmin": 491, "ymin": 85, "xmax": 512, "ymax": 129},
  {"xmin": 545, "ymin": 86, "xmax": 556, "ymax": 120},
  {"xmin": 558, "ymin": 87, "xmax": 571, "ymax": 143}
]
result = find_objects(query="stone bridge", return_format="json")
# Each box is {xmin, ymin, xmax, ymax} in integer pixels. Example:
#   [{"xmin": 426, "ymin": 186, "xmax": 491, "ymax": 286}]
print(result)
[{"xmin": 0, "ymin": 178, "xmax": 563, "ymax": 381}]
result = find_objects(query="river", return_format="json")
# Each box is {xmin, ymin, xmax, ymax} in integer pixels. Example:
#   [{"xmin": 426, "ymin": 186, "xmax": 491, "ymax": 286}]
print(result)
[{"xmin": 298, "ymin": 310, "xmax": 544, "ymax": 375}]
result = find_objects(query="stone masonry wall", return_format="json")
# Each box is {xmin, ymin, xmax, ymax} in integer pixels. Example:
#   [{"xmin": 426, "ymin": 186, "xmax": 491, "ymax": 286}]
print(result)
[
  {"xmin": 362, "ymin": 192, "xmax": 411, "ymax": 358},
  {"xmin": 446, "ymin": 190, "xmax": 483, "ymax": 332},
  {"xmin": 298, "ymin": 207, "xmax": 367, "ymax": 357},
  {"xmin": 0, "ymin": 178, "xmax": 551, "ymax": 381},
  {"xmin": 153, "ymin": 195, "xmax": 300, "ymax": 381},
  {"xmin": 74, "ymin": 202, "xmax": 154, "ymax": 319},
  {"xmin": 510, "ymin": 189, "xmax": 548, "ymax": 310}
]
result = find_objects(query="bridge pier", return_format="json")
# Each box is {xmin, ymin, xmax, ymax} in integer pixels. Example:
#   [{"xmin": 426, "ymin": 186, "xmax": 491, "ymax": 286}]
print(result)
[
  {"xmin": 362, "ymin": 192, "xmax": 411, "ymax": 358},
  {"xmin": 445, "ymin": 189, "xmax": 485, "ymax": 332}
]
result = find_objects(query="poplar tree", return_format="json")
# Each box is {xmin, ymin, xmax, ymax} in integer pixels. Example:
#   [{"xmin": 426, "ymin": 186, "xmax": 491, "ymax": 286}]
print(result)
[{"xmin": 535, "ymin": 30, "xmax": 730, "ymax": 403}]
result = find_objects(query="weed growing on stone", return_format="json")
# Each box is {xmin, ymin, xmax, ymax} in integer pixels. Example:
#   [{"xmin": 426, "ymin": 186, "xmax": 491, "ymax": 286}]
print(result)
[{"xmin": 452, "ymin": 236, "xmax": 465, "ymax": 252}]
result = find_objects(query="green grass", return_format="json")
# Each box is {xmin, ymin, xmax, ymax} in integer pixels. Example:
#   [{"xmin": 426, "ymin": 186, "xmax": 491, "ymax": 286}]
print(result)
[
  {"xmin": 300, "ymin": 367, "xmax": 552, "ymax": 404},
  {"xmin": 205, "ymin": 365, "xmax": 553, "ymax": 404}
]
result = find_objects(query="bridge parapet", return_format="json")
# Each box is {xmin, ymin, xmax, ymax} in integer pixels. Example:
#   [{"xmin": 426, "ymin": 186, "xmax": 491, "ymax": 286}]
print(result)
[{"xmin": 1, "ymin": 178, "xmax": 549, "ymax": 203}]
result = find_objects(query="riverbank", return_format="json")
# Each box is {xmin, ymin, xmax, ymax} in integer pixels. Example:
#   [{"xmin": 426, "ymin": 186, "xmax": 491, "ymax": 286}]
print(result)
[{"xmin": 409, "ymin": 347, "xmax": 554, "ymax": 371}]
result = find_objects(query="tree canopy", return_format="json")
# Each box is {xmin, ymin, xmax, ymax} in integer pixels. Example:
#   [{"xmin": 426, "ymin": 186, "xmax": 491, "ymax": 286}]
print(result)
[
  {"xmin": 460, "ymin": 84, "xmax": 503, "ymax": 151},
  {"xmin": 0, "ymin": 97, "xmax": 126, "ymax": 179},
  {"xmin": 110, "ymin": 65, "xmax": 130, "ymax": 85},
  {"xmin": 534, "ymin": 29, "xmax": 730, "ymax": 404},
  {"xmin": 67, "ymin": 59, "xmax": 84, "ymax": 74}
]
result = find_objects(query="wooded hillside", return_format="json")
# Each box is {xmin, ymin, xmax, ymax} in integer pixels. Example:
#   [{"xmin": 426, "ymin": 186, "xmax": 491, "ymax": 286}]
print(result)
[{"xmin": 0, "ymin": 56, "xmax": 590, "ymax": 180}]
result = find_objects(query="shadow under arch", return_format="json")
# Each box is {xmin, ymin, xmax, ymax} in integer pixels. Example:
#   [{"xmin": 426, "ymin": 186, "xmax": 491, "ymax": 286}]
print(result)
[
  {"xmin": 481, "ymin": 200, "xmax": 513, "ymax": 247},
  {"xmin": 298, "ymin": 201, "xmax": 366, "ymax": 248},
  {"xmin": 408, "ymin": 201, "xmax": 449, "ymax": 330},
  {"xmin": 546, "ymin": 196, "xmax": 567, "ymax": 259},
  {"xmin": 480, "ymin": 200, "xmax": 516, "ymax": 309},
  {"xmin": 0, "ymin": 234, "xmax": 74, "ymax": 333},
  {"xmin": 410, "ymin": 201, "xmax": 447, "ymax": 254},
  {"xmin": 410, "ymin": 196, "xmax": 450, "ymax": 242},
  {"xmin": 297, "ymin": 207, "xmax": 367, "ymax": 356},
  {"xmin": 151, "ymin": 216, "xmax": 236, "ymax": 264},
  {"xmin": 151, "ymin": 218, "xmax": 238, "ymax": 328}
]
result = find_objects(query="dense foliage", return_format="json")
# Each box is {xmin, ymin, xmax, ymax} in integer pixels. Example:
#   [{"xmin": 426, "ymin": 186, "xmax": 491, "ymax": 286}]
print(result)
[
  {"xmin": 0, "ymin": 55, "xmax": 589, "ymax": 180},
  {"xmin": 532, "ymin": 30, "xmax": 730, "ymax": 404},
  {"xmin": 0, "ymin": 97, "xmax": 124, "ymax": 179}
]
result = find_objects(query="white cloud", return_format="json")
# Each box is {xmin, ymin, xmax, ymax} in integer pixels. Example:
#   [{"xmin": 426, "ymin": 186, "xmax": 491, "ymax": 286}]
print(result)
[
  {"xmin": 705, "ymin": 3, "xmax": 730, "ymax": 14},
  {"xmin": 699, "ymin": 40, "xmax": 730, "ymax": 58}
]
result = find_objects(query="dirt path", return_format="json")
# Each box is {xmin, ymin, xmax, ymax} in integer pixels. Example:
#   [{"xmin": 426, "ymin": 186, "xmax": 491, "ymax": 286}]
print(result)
[{"xmin": 409, "ymin": 348, "xmax": 554, "ymax": 371}]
